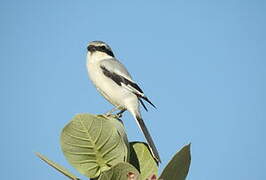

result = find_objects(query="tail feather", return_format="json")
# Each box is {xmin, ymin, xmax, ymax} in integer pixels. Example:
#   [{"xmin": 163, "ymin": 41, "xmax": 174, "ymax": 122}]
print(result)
[
  {"xmin": 135, "ymin": 115, "xmax": 161, "ymax": 163},
  {"xmin": 141, "ymin": 96, "xmax": 156, "ymax": 109},
  {"xmin": 139, "ymin": 98, "xmax": 148, "ymax": 111}
]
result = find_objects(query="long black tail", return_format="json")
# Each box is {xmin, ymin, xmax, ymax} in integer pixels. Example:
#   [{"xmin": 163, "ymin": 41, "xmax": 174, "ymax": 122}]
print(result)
[{"xmin": 135, "ymin": 115, "xmax": 161, "ymax": 163}]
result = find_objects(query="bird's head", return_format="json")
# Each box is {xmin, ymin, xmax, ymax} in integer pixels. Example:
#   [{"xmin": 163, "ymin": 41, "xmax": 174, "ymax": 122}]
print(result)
[{"xmin": 87, "ymin": 41, "xmax": 115, "ymax": 58}]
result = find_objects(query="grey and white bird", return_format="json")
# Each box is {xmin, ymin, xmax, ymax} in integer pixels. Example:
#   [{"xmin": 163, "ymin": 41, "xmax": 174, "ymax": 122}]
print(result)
[{"xmin": 86, "ymin": 41, "xmax": 161, "ymax": 163}]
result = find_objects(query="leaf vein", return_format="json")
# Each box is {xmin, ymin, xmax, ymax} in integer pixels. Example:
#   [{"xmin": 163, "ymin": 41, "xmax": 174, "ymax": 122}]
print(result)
[
  {"xmin": 97, "ymin": 127, "xmax": 114, "ymax": 151},
  {"xmin": 94, "ymin": 119, "xmax": 103, "ymax": 144},
  {"xmin": 102, "ymin": 131, "xmax": 121, "ymax": 157},
  {"xmin": 64, "ymin": 150, "xmax": 96, "ymax": 156},
  {"xmin": 64, "ymin": 131, "xmax": 91, "ymax": 142}
]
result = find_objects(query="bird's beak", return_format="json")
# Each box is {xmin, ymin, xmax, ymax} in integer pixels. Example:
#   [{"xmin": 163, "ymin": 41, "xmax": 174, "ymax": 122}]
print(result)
[{"xmin": 87, "ymin": 45, "xmax": 95, "ymax": 52}]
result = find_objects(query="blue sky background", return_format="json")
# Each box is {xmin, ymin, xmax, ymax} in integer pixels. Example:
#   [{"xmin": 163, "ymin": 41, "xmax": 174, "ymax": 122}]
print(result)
[{"xmin": 0, "ymin": 0, "xmax": 265, "ymax": 179}]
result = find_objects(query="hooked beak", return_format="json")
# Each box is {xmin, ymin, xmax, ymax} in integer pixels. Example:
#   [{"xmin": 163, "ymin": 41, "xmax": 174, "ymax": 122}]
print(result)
[{"xmin": 87, "ymin": 45, "xmax": 96, "ymax": 52}]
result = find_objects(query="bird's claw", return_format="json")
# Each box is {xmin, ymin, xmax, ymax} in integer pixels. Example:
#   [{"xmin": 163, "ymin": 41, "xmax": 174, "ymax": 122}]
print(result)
[{"xmin": 103, "ymin": 112, "xmax": 120, "ymax": 119}]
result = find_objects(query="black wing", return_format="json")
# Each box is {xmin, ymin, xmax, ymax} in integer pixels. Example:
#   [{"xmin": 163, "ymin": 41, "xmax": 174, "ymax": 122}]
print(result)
[{"xmin": 100, "ymin": 65, "xmax": 156, "ymax": 110}]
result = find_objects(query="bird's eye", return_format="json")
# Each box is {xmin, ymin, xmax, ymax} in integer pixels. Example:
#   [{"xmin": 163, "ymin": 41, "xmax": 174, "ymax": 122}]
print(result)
[{"xmin": 101, "ymin": 46, "xmax": 106, "ymax": 50}]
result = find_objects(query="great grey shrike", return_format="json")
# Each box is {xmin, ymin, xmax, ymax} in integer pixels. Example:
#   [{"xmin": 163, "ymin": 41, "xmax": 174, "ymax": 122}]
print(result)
[{"xmin": 86, "ymin": 41, "xmax": 161, "ymax": 163}]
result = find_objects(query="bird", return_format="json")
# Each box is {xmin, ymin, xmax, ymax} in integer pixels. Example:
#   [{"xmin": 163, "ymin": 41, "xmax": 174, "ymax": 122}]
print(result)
[{"xmin": 86, "ymin": 40, "xmax": 161, "ymax": 163}]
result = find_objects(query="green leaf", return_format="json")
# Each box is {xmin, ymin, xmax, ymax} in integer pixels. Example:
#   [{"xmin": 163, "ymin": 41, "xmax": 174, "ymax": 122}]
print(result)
[
  {"xmin": 98, "ymin": 162, "xmax": 140, "ymax": 180},
  {"xmin": 36, "ymin": 152, "xmax": 79, "ymax": 180},
  {"xmin": 129, "ymin": 142, "xmax": 158, "ymax": 180},
  {"xmin": 159, "ymin": 144, "xmax": 191, "ymax": 180},
  {"xmin": 61, "ymin": 114, "xmax": 129, "ymax": 178},
  {"xmin": 103, "ymin": 115, "xmax": 129, "ymax": 148}
]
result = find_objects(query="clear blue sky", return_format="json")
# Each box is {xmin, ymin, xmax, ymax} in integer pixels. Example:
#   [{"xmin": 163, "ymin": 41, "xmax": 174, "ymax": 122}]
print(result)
[{"xmin": 1, "ymin": 0, "xmax": 265, "ymax": 179}]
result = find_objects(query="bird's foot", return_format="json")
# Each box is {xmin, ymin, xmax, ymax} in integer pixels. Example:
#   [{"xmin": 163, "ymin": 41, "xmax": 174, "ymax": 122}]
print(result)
[
  {"xmin": 103, "ymin": 111, "xmax": 117, "ymax": 118},
  {"xmin": 104, "ymin": 106, "xmax": 124, "ymax": 116},
  {"xmin": 104, "ymin": 108, "xmax": 117, "ymax": 116},
  {"xmin": 102, "ymin": 113, "xmax": 120, "ymax": 120}
]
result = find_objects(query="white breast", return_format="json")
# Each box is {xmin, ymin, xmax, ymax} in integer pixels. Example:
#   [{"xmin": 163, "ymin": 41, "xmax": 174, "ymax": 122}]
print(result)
[{"xmin": 86, "ymin": 53, "xmax": 137, "ymax": 109}]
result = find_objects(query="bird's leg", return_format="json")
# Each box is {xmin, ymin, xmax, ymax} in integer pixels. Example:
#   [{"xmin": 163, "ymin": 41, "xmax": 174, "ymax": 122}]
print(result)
[
  {"xmin": 104, "ymin": 106, "xmax": 122, "ymax": 116},
  {"xmin": 116, "ymin": 109, "xmax": 126, "ymax": 118}
]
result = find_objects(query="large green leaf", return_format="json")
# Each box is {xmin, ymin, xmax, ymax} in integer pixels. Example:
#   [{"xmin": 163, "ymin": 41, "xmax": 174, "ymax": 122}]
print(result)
[
  {"xmin": 98, "ymin": 162, "xmax": 140, "ymax": 180},
  {"xmin": 129, "ymin": 142, "xmax": 158, "ymax": 180},
  {"xmin": 159, "ymin": 144, "xmax": 191, "ymax": 180},
  {"xmin": 36, "ymin": 152, "xmax": 79, "ymax": 180},
  {"xmin": 61, "ymin": 114, "xmax": 129, "ymax": 178}
]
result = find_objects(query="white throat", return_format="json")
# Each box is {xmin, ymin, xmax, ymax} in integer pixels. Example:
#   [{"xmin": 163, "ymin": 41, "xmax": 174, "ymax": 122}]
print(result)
[{"xmin": 87, "ymin": 51, "xmax": 113, "ymax": 64}]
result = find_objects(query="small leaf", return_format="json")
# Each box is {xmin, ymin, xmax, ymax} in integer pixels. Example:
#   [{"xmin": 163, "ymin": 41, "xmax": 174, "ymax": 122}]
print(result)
[
  {"xmin": 36, "ymin": 152, "xmax": 79, "ymax": 180},
  {"xmin": 159, "ymin": 144, "xmax": 191, "ymax": 180},
  {"xmin": 129, "ymin": 142, "xmax": 158, "ymax": 180},
  {"xmin": 61, "ymin": 114, "xmax": 129, "ymax": 178},
  {"xmin": 98, "ymin": 162, "xmax": 140, "ymax": 180}
]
